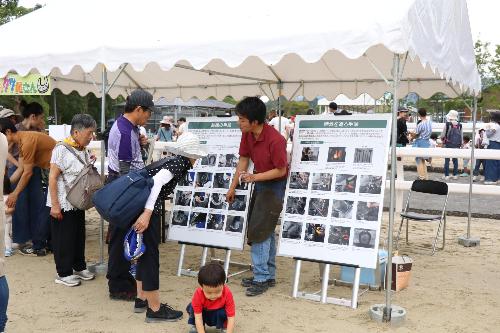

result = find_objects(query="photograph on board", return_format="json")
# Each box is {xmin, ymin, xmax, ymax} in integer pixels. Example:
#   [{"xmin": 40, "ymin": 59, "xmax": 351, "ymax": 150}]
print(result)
[
  {"xmin": 213, "ymin": 172, "xmax": 232, "ymax": 189},
  {"xmin": 289, "ymin": 172, "xmax": 310, "ymax": 190},
  {"xmin": 200, "ymin": 154, "xmax": 217, "ymax": 166},
  {"xmin": 356, "ymin": 201, "xmax": 380, "ymax": 221},
  {"xmin": 178, "ymin": 171, "xmax": 195, "ymax": 187},
  {"xmin": 209, "ymin": 193, "xmax": 228, "ymax": 210},
  {"xmin": 311, "ymin": 173, "xmax": 333, "ymax": 191},
  {"xmin": 189, "ymin": 212, "xmax": 207, "ymax": 229},
  {"xmin": 301, "ymin": 147, "xmax": 319, "ymax": 162},
  {"xmin": 304, "ymin": 223, "xmax": 326, "ymax": 243},
  {"xmin": 327, "ymin": 147, "xmax": 347, "ymax": 162},
  {"xmin": 195, "ymin": 172, "xmax": 213, "ymax": 188},
  {"xmin": 353, "ymin": 228, "xmax": 376, "ymax": 249},
  {"xmin": 282, "ymin": 221, "xmax": 303, "ymax": 240},
  {"xmin": 335, "ymin": 174, "xmax": 357, "ymax": 193},
  {"xmin": 218, "ymin": 153, "xmax": 239, "ymax": 168},
  {"xmin": 207, "ymin": 214, "xmax": 226, "ymax": 231},
  {"xmin": 359, "ymin": 175, "xmax": 383, "ymax": 194},
  {"xmin": 353, "ymin": 148, "xmax": 374, "ymax": 164},
  {"xmin": 285, "ymin": 196, "xmax": 306, "ymax": 215},
  {"xmin": 228, "ymin": 195, "xmax": 247, "ymax": 211},
  {"xmin": 328, "ymin": 226, "xmax": 351, "ymax": 246},
  {"xmin": 225, "ymin": 215, "xmax": 244, "ymax": 233},
  {"xmin": 171, "ymin": 210, "xmax": 189, "ymax": 226},
  {"xmin": 331, "ymin": 199, "xmax": 355, "ymax": 219},
  {"xmin": 308, "ymin": 198, "xmax": 329, "ymax": 217},
  {"xmin": 193, "ymin": 192, "xmax": 209, "ymax": 208},
  {"xmin": 175, "ymin": 191, "xmax": 192, "ymax": 207}
]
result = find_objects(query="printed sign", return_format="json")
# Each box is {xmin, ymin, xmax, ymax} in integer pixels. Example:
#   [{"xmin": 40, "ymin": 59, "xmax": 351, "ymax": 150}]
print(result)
[
  {"xmin": 278, "ymin": 114, "xmax": 392, "ymax": 268},
  {"xmin": 167, "ymin": 117, "xmax": 252, "ymax": 250},
  {"xmin": 1, "ymin": 74, "xmax": 51, "ymax": 95}
]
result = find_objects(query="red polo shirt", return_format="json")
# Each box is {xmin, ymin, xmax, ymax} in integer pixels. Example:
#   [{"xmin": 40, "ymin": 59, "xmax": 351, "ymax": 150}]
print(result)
[{"xmin": 239, "ymin": 123, "xmax": 288, "ymax": 179}]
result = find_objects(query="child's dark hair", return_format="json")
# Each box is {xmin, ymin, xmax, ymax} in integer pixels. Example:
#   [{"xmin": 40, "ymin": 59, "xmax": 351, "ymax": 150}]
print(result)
[
  {"xmin": 463, "ymin": 135, "xmax": 470, "ymax": 142},
  {"xmin": 235, "ymin": 97, "xmax": 266, "ymax": 124},
  {"xmin": 198, "ymin": 263, "xmax": 226, "ymax": 287},
  {"xmin": 430, "ymin": 133, "xmax": 438, "ymax": 140}
]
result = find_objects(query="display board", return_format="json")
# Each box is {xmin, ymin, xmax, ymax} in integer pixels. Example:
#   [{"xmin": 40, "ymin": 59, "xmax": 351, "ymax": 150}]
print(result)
[
  {"xmin": 167, "ymin": 117, "xmax": 251, "ymax": 250},
  {"xmin": 278, "ymin": 114, "xmax": 392, "ymax": 268}
]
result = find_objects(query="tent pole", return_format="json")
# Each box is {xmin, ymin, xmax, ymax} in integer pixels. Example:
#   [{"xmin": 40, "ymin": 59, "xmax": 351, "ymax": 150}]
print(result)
[
  {"xmin": 385, "ymin": 54, "xmax": 400, "ymax": 322},
  {"xmin": 278, "ymin": 81, "xmax": 283, "ymax": 134},
  {"xmin": 458, "ymin": 95, "xmax": 480, "ymax": 247},
  {"xmin": 53, "ymin": 89, "xmax": 57, "ymax": 125}
]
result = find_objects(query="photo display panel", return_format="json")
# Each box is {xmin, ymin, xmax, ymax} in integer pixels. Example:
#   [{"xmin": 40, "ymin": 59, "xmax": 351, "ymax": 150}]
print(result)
[
  {"xmin": 167, "ymin": 117, "xmax": 252, "ymax": 250},
  {"xmin": 278, "ymin": 115, "xmax": 392, "ymax": 268}
]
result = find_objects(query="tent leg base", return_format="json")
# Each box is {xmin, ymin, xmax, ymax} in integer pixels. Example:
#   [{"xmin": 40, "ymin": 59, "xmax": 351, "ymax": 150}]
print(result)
[
  {"xmin": 458, "ymin": 235, "xmax": 480, "ymax": 247},
  {"xmin": 369, "ymin": 304, "xmax": 406, "ymax": 325}
]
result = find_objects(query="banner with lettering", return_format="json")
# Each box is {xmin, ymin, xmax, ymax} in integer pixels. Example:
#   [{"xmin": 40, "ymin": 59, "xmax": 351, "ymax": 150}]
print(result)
[
  {"xmin": 1, "ymin": 74, "xmax": 51, "ymax": 95},
  {"xmin": 278, "ymin": 114, "xmax": 392, "ymax": 268},
  {"xmin": 167, "ymin": 117, "xmax": 252, "ymax": 250}
]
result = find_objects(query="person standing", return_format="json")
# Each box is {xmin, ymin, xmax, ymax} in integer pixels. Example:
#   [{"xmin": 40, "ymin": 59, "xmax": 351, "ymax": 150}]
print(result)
[
  {"xmin": 0, "ymin": 132, "xmax": 10, "ymax": 333},
  {"xmin": 226, "ymin": 97, "xmax": 288, "ymax": 297},
  {"xmin": 156, "ymin": 116, "xmax": 175, "ymax": 142},
  {"xmin": 323, "ymin": 102, "xmax": 337, "ymax": 115},
  {"xmin": 47, "ymin": 114, "xmax": 97, "ymax": 287},
  {"xmin": 440, "ymin": 110, "xmax": 463, "ymax": 180},
  {"xmin": 472, "ymin": 128, "xmax": 488, "ymax": 182},
  {"xmin": 0, "ymin": 117, "xmax": 55, "ymax": 256},
  {"xmin": 106, "ymin": 89, "xmax": 153, "ymax": 300},
  {"xmin": 268, "ymin": 110, "xmax": 290, "ymax": 139},
  {"xmin": 177, "ymin": 117, "xmax": 187, "ymax": 138},
  {"xmin": 484, "ymin": 111, "xmax": 500, "ymax": 185},
  {"xmin": 396, "ymin": 109, "xmax": 409, "ymax": 147},
  {"xmin": 411, "ymin": 108, "xmax": 432, "ymax": 180}
]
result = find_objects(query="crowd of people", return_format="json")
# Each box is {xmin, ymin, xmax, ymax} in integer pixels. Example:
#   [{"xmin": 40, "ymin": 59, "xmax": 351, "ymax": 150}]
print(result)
[{"xmin": 397, "ymin": 108, "xmax": 500, "ymax": 184}]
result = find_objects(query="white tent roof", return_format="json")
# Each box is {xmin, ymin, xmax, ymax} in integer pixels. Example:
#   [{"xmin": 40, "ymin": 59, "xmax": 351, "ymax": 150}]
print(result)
[
  {"xmin": 0, "ymin": 0, "xmax": 480, "ymax": 100},
  {"xmin": 318, "ymin": 95, "xmax": 383, "ymax": 106}
]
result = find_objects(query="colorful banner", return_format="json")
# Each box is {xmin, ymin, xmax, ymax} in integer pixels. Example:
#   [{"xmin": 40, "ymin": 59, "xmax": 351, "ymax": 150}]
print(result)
[{"xmin": 1, "ymin": 74, "xmax": 51, "ymax": 95}]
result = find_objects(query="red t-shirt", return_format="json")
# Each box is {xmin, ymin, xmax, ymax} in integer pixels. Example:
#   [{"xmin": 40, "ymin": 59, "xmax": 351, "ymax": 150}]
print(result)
[
  {"xmin": 239, "ymin": 123, "xmax": 288, "ymax": 179},
  {"xmin": 191, "ymin": 285, "xmax": 235, "ymax": 317}
]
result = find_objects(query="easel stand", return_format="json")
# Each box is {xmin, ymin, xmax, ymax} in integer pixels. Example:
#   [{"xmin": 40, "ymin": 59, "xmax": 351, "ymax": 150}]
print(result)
[
  {"xmin": 176, "ymin": 242, "xmax": 251, "ymax": 280},
  {"xmin": 291, "ymin": 258, "xmax": 361, "ymax": 309}
]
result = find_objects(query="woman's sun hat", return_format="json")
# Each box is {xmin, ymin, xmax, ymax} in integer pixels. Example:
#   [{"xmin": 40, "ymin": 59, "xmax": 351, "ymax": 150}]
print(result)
[
  {"xmin": 160, "ymin": 115, "xmax": 172, "ymax": 125},
  {"xmin": 446, "ymin": 110, "xmax": 459, "ymax": 121},
  {"xmin": 164, "ymin": 132, "xmax": 207, "ymax": 159}
]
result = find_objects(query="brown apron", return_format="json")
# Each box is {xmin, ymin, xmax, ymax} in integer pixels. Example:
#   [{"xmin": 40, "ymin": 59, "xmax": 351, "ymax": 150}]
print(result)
[{"xmin": 246, "ymin": 188, "xmax": 284, "ymax": 244}]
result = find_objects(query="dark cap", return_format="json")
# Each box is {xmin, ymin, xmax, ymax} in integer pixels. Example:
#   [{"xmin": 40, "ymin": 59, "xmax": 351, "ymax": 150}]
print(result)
[
  {"xmin": 126, "ymin": 89, "xmax": 157, "ymax": 112},
  {"xmin": 397, "ymin": 108, "xmax": 409, "ymax": 113},
  {"xmin": 328, "ymin": 102, "xmax": 338, "ymax": 110}
]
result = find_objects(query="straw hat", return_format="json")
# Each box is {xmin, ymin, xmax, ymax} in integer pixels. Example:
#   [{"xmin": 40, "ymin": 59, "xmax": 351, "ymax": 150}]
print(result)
[
  {"xmin": 160, "ymin": 115, "xmax": 172, "ymax": 125},
  {"xmin": 164, "ymin": 132, "xmax": 207, "ymax": 159},
  {"xmin": 446, "ymin": 110, "xmax": 459, "ymax": 121}
]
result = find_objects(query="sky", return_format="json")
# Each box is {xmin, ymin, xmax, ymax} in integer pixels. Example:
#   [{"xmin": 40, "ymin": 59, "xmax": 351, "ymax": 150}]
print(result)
[{"xmin": 17, "ymin": 0, "xmax": 500, "ymax": 48}]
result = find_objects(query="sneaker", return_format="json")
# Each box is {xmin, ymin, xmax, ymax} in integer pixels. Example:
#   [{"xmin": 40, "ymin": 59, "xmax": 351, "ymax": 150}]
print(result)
[
  {"xmin": 241, "ymin": 277, "xmax": 276, "ymax": 288},
  {"xmin": 4, "ymin": 249, "xmax": 13, "ymax": 257},
  {"xmin": 55, "ymin": 275, "xmax": 81, "ymax": 287},
  {"xmin": 109, "ymin": 291, "xmax": 137, "ymax": 301},
  {"xmin": 452, "ymin": 175, "xmax": 458, "ymax": 180},
  {"xmin": 443, "ymin": 176, "xmax": 450, "ymax": 180},
  {"xmin": 460, "ymin": 173, "xmax": 469, "ymax": 177},
  {"xmin": 472, "ymin": 176, "xmax": 477, "ymax": 182},
  {"xmin": 134, "ymin": 298, "xmax": 148, "ymax": 313},
  {"xmin": 484, "ymin": 181, "xmax": 497, "ymax": 185},
  {"xmin": 19, "ymin": 247, "xmax": 46, "ymax": 256},
  {"xmin": 74, "ymin": 269, "xmax": 95, "ymax": 281},
  {"xmin": 145, "ymin": 303, "xmax": 183, "ymax": 323},
  {"xmin": 245, "ymin": 281, "xmax": 269, "ymax": 297}
]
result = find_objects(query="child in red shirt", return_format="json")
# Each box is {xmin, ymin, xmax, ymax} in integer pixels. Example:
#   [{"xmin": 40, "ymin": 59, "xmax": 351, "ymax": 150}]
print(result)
[{"xmin": 187, "ymin": 263, "xmax": 235, "ymax": 333}]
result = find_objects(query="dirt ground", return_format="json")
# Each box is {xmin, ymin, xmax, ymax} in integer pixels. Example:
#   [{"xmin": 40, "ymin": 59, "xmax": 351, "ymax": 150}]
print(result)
[{"xmin": 5, "ymin": 209, "xmax": 500, "ymax": 333}]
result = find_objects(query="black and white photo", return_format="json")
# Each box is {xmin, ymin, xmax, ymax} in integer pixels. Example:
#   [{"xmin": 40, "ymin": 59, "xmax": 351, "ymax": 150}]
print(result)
[
  {"xmin": 353, "ymin": 228, "xmax": 376, "ymax": 248},
  {"xmin": 213, "ymin": 172, "xmax": 232, "ymax": 189},
  {"xmin": 225, "ymin": 215, "xmax": 244, "ymax": 233},
  {"xmin": 171, "ymin": 210, "xmax": 189, "ymax": 226},
  {"xmin": 359, "ymin": 175, "xmax": 383, "ymax": 194},
  {"xmin": 311, "ymin": 173, "xmax": 332, "ymax": 191},
  {"xmin": 289, "ymin": 172, "xmax": 310, "ymax": 190},
  {"xmin": 308, "ymin": 198, "xmax": 329, "ymax": 217},
  {"xmin": 200, "ymin": 154, "xmax": 217, "ymax": 166},
  {"xmin": 282, "ymin": 221, "xmax": 303, "ymax": 240},
  {"xmin": 209, "ymin": 193, "xmax": 228, "ymax": 210},
  {"xmin": 189, "ymin": 212, "xmax": 207, "ymax": 229},
  {"xmin": 193, "ymin": 191, "xmax": 209, "ymax": 208},
  {"xmin": 218, "ymin": 153, "xmax": 238, "ymax": 167},
  {"xmin": 356, "ymin": 201, "xmax": 380, "ymax": 221},
  {"xmin": 175, "ymin": 190, "xmax": 192, "ymax": 207},
  {"xmin": 228, "ymin": 195, "xmax": 247, "ymax": 211},
  {"xmin": 285, "ymin": 196, "xmax": 306, "ymax": 215},
  {"xmin": 195, "ymin": 172, "xmax": 213, "ymax": 188},
  {"xmin": 207, "ymin": 214, "xmax": 225, "ymax": 231},
  {"xmin": 353, "ymin": 148, "xmax": 373, "ymax": 164},
  {"xmin": 178, "ymin": 171, "xmax": 195, "ymax": 186},
  {"xmin": 301, "ymin": 147, "xmax": 319, "ymax": 162},
  {"xmin": 331, "ymin": 199, "xmax": 354, "ymax": 219}
]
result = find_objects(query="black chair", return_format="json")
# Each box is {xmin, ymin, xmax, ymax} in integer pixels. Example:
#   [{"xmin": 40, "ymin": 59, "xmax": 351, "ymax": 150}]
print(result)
[{"xmin": 396, "ymin": 180, "xmax": 449, "ymax": 255}]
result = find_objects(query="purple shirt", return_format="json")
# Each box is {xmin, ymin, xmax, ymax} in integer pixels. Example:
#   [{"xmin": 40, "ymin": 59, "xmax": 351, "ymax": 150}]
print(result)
[{"xmin": 107, "ymin": 115, "xmax": 144, "ymax": 173}]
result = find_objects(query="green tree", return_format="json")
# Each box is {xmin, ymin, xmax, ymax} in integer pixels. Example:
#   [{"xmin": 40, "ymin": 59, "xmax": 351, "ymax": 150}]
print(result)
[{"xmin": 0, "ymin": 0, "xmax": 41, "ymax": 25}]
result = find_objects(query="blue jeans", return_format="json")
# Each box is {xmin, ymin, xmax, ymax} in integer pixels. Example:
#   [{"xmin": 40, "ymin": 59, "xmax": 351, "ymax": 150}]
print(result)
[
  {"xmin": 11, "ymin": 167, "xmax": 50, "ymax": 250},
  {"xmin": 473, "ymin": 159, "xmax": 485, "ymax": 176},
  {"xmin": 413, "ymin": 138, "xmax": 430, "ymax": 164},
  {"xmin": 186, "ymin": 303, "xmax": 227, "ymax": 329},
  {"xmin": 484, "ymin": 141, "xmax": 500, "ymax": 182},
  {"xmin": 444, "ymin": 158, "xmax": 459, "ymax": 176},
  {"xmin": 250, "ymin": 179, "xmax": 286, "ymax": 282},
  {"xmin": 0, "ymin": 276, "xmax": 9, "ymax": 332}
]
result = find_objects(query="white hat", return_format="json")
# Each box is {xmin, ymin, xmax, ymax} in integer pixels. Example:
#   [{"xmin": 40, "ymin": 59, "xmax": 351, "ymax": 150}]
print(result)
[
  {"xmin": 160, "ymin": 115, "xmax": 172, "ymax": 125},
  {"xmin": 164, "ymin": 132, "xmax": 207, "ymax": 159},
  {"xmin": 446, "ymin": 110, "xmax": 459, "ymax": 121}
]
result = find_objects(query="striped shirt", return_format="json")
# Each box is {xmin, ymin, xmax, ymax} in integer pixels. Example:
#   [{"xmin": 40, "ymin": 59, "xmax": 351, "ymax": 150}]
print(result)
[{"xmin": 415, "ymin": 119, "xmax": 432, "ymax": 140}]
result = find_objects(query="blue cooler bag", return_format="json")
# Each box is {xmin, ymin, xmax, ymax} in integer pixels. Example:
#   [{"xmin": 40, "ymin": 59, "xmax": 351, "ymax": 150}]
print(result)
[{"xmin": 92, "ymin": 168, "xmax": 154, "ymax": 229}]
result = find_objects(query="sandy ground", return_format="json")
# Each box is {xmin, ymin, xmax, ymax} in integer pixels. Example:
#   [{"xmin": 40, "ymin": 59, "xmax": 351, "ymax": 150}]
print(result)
[{"xmin": 4, "ymin": 208, "xmax": 500, "ymax": 333}]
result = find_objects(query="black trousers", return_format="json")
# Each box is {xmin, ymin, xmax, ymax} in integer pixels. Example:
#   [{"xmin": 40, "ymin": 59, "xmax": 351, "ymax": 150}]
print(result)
[
  {"xmin": 136, "ymin": 213, "xmax": 161, "ymax": 291},
  {"xmin": 105, "ymin": 172, "xmax": 136, "ymax": 294},
  {"xmin": 51, "ymin": 209, "xmax": 86, "ymax": 277}
]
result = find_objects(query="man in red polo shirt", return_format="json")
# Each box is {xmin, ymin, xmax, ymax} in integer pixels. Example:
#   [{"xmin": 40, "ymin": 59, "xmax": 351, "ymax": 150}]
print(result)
[{"xmin": 226, "ymin": 97, "xmax": 288, "ymax": 297}]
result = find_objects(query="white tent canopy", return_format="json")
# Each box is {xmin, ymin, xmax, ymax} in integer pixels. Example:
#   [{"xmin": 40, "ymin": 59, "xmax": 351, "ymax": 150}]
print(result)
[
  {"xmin": 0, "ymin": 0, "xmax": 480, "ymax": 101},
  {"xmin": 318, "ymin": 95, "xmax": 383, "ymax": 107}
]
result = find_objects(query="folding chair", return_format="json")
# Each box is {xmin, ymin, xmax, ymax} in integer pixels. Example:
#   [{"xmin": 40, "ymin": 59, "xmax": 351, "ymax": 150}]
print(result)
[{"xmin": 396, "ymin": 180, "xmax": 449, "ymax": 255}]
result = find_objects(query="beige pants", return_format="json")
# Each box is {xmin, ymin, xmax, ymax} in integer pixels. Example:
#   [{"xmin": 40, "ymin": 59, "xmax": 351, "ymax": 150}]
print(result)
[{"xmin": 416, "ymin": 159, "xmax": 428, "ymax": 180}]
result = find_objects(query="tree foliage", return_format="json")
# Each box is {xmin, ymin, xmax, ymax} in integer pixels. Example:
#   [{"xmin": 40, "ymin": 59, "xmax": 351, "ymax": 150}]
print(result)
[{"xmin": 0, "ymin": 0, "xmax": 40, "ymax": 25}]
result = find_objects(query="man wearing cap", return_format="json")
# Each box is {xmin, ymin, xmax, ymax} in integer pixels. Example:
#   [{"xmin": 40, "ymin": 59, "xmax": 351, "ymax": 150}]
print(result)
[
  {"xmin": 440, "ymin": 110, "xmax": 463, "ymax": 180},
  {"xmin": 226, "ymin": 97, "xmax": 288, "ymax": 297},
  {"xmin": 129, "ymin": 132, "xmax": 206, "ymax": 322},
  {"xmin": 105, "ymin": 89, "xmax": 153, "ymax": 301},
  {"xmin": 156, "ymin": 116, "xmax": 174, "ymax": 142},
  {"xmin": 0, "ymin": 108, "xmax": 22, "ymax": 168},
  {"xmin": 397, "ymin": 109, "xmax": 409, "ymax": 147}
]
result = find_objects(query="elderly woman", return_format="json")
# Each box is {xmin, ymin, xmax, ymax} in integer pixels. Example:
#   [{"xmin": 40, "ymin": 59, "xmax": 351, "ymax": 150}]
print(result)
[{"xmin": 47, "ymin": 114, "xmax": 97, "ymax": 287}]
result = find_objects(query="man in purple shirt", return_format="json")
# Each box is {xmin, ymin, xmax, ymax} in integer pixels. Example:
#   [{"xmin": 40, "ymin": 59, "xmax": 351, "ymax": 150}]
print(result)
[{"xmin": 106, "ymin": 89, "xmax": 153, "ymax": 300}]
